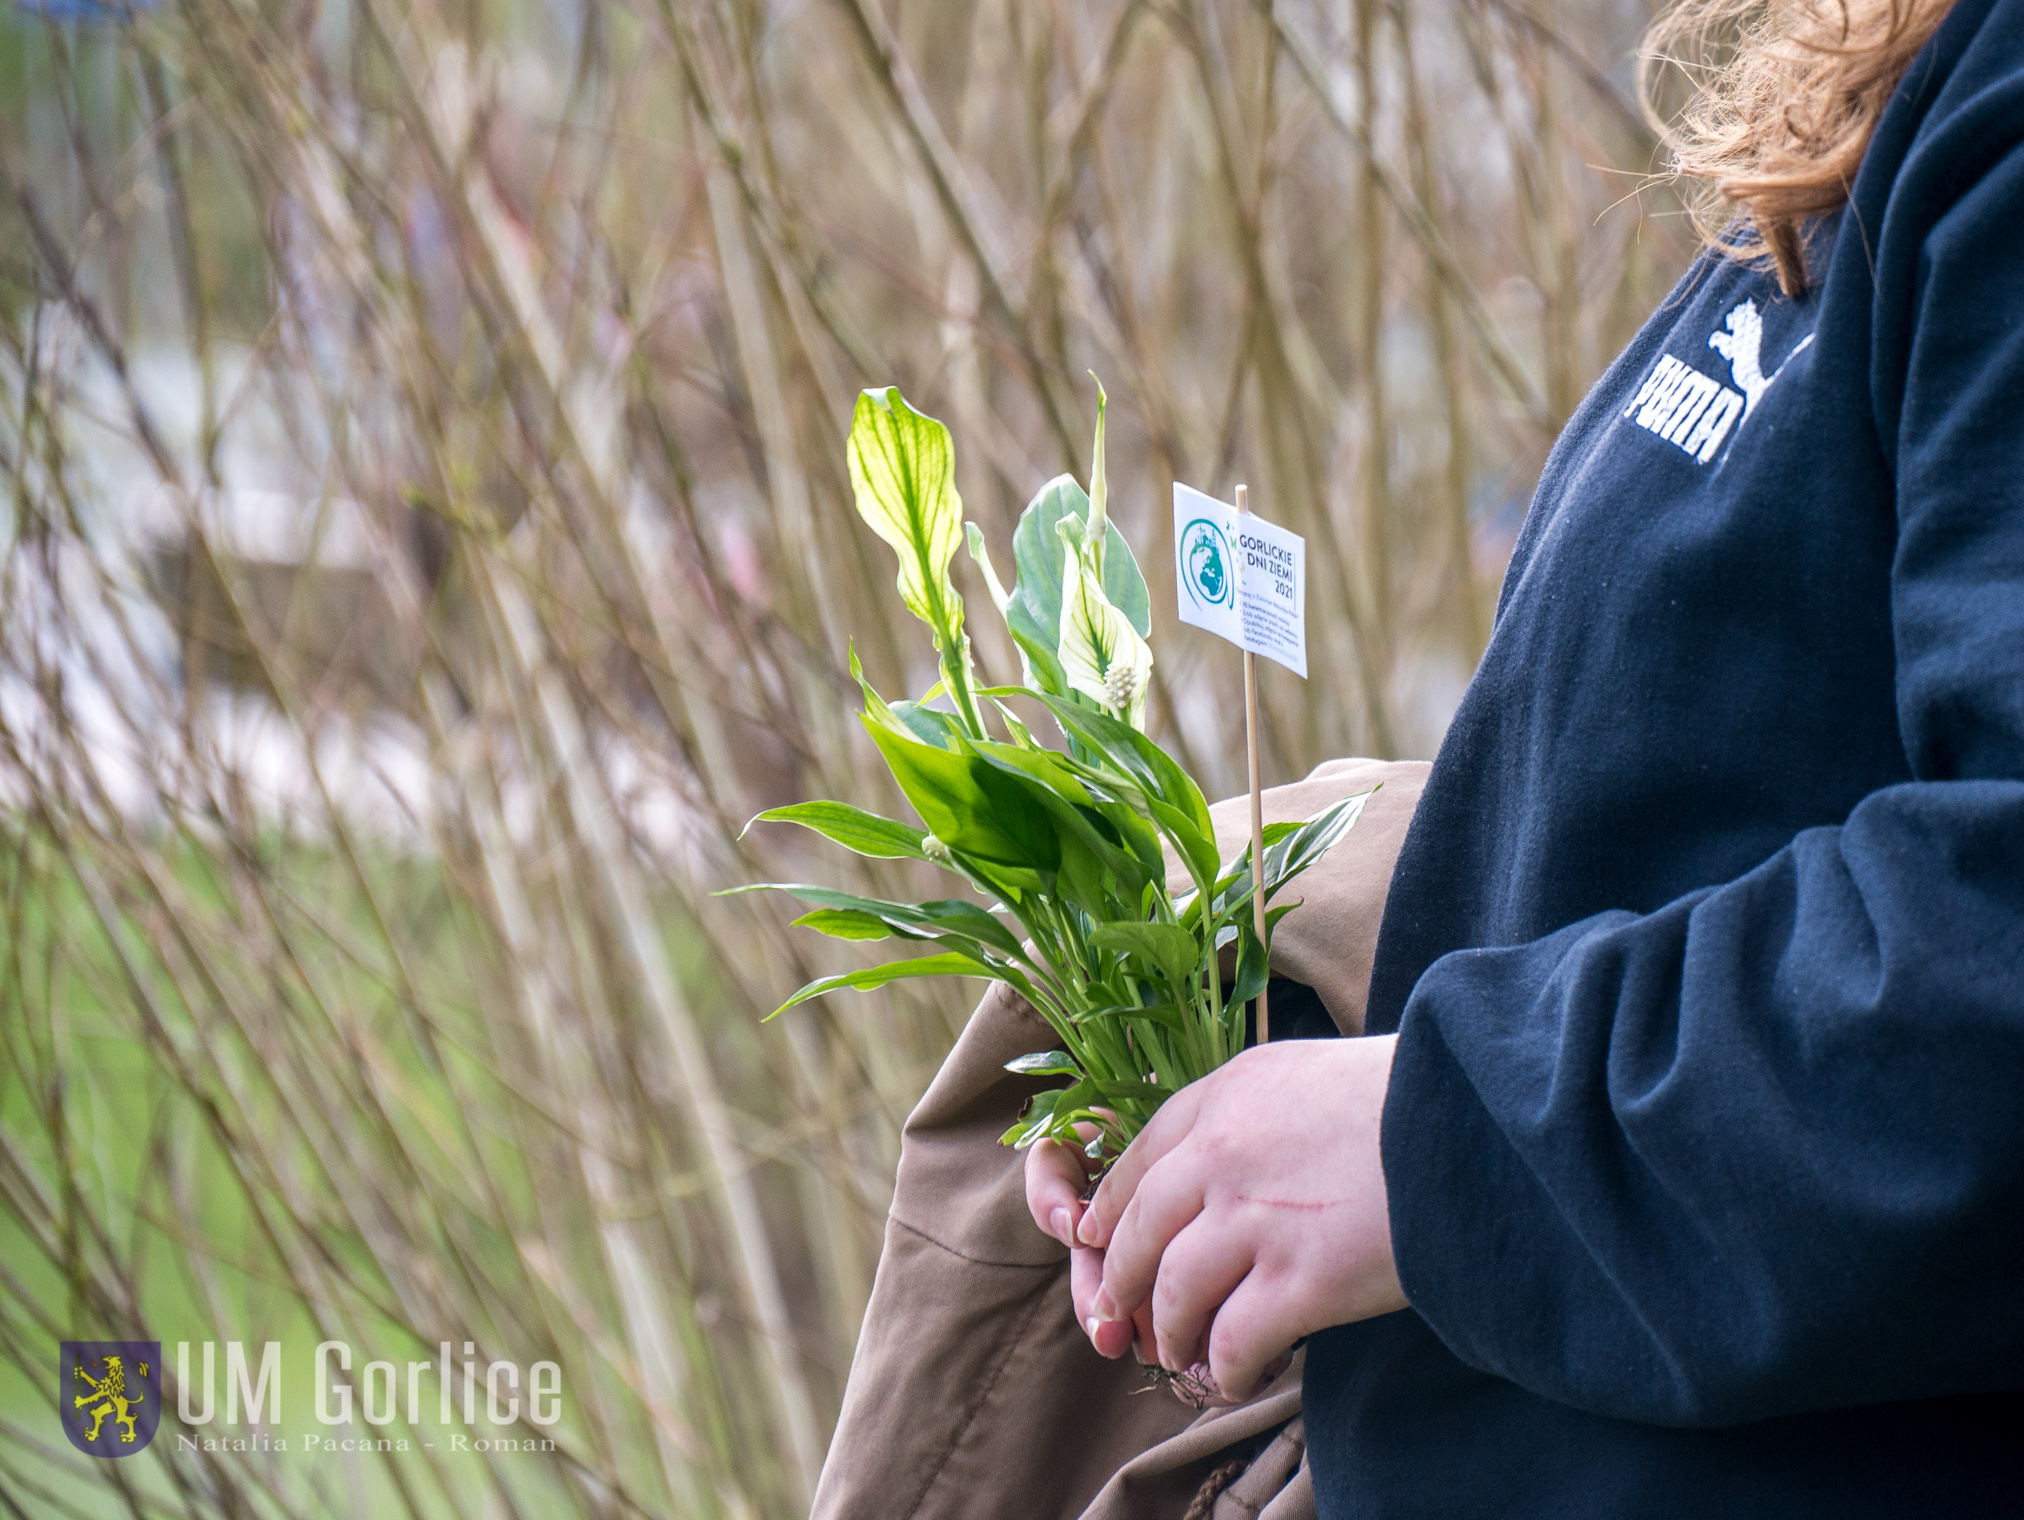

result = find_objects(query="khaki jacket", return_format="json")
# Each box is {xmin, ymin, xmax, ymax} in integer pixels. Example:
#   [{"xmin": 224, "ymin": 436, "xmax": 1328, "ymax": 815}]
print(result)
[{"xmin": 813, "ymin": 758, "xmax": 1430, "ymax": 1520}]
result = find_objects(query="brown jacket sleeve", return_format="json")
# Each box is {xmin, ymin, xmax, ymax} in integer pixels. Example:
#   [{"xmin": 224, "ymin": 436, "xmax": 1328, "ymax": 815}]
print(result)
[{"xmin": 812, "ymin": 758, "xmax": 1430, "ymax": 1520}]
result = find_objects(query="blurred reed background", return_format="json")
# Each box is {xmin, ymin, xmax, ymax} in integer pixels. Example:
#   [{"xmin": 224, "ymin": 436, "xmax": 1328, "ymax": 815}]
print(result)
[{"xmin": 0, "ymin": 0, "xmax": 1693, "ymax": 1514}]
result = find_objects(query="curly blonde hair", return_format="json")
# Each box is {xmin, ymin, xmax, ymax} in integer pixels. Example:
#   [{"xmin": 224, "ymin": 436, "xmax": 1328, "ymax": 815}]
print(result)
[{"xmin": 1641, "ymin": 0, "xmax": 1959, "ymax": 294}]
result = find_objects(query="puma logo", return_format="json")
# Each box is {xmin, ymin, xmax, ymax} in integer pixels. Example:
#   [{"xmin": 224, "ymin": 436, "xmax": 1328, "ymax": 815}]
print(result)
[
  {"xmin": 1623, "ymin": 298, "xmax": 1817, "ymax": 465},
  {"xmin": 1708, "ymin": 298, "xmax": 1815, "ymax": 421}
]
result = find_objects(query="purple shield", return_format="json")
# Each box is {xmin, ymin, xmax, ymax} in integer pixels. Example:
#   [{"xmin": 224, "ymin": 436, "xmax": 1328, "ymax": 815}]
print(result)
[{"xmin": 61, "ymin": 1342, "xmax": 162, "ymax": 1457}]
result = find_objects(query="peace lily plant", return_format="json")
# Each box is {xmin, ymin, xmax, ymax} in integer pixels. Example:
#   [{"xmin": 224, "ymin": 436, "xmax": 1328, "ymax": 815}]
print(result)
[{"xmin": 737, "ymin": 380, "xmax": 1369, "ymax": 1161}]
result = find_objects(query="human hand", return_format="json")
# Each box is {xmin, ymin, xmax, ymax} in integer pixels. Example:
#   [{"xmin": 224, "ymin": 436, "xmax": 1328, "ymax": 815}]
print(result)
[
  {"xmin": 1074, "ymin": 1035, "xmax": 1406, "ymax": 1400},
  {"xmin": 1024, "ymin": 1123, "xmax": 1157, "ymax": 1365}
]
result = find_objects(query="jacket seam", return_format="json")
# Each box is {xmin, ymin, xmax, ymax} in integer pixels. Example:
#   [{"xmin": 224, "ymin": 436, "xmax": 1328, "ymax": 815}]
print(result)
[
  {"xmin": 901, "ymin": 1273, "xmax": 1056, "ymax": 1520},
  {"xmin": 888, "ymin": 1213, "xmax": 1067, "ymax": 1271}
]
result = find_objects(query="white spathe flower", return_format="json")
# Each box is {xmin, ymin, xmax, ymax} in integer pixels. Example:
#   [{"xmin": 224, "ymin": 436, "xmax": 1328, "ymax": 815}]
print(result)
[{"xmin": 1056, "ymin": 516, "xmax": 1153, "ymax": 728}]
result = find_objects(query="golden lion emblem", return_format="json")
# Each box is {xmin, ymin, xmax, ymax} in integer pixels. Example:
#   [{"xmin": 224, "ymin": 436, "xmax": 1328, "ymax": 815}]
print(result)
[{"xmin": 73, "ymin": 1353, "xmax": 149, "ymax": 1444}]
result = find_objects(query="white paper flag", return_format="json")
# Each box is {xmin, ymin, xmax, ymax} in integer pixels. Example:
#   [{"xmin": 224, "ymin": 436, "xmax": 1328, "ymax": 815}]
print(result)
[{"xmin": 1173, "ymin": 483, "xmax": 1307, "ymax": 678}]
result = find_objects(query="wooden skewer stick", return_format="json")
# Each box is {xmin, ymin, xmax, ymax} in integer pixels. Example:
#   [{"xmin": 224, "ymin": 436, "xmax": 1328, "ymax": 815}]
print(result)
[{"xmin": 1236, "ymin": 484, "xmax": 1270, "ymax": 1046}]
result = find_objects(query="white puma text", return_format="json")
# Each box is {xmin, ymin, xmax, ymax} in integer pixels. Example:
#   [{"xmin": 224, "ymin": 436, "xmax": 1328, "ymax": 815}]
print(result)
[{"xmin": 1623, "ymin": 355, "xmax": 1744, "ymax": 463}]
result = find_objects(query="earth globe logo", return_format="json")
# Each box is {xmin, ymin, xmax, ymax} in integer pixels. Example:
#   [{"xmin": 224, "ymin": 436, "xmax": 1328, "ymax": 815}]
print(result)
[{"xmin": 1181, "ymin": 519, "xmax": 1235, "ymax": 610}]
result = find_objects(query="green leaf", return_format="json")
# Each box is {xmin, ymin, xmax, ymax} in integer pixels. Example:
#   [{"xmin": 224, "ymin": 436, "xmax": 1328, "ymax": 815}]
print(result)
[
  {"xmin": 1021, "ymin": 1086, "xmax": 1065, "ymax": 1118},
  {"xmin": 851, "ymin": 643, "xmax": 928, "ymax": 745},
  {"xmin": 1052, "ymin": 829, "xmax": 1119, "ymax": 922},
  {"xmin": 1089, "ymin": 1077, "xmax": 1176, "ymax": 1106},
  {"xmin": 1070, "ymin": 1000, "xmax": 1188, "ymax": 1035},
  {"xmin": 1095, "ymin": 798, "xmax": 1167, "ymax": 878},
  {"xmin": 964, "ymin": 521, "xmax": 1013, "ymax": 616},
  {"xmin": 743, "ymin": 800, "xmax": 928, "ymax": 860},
  {"xmin": 791, "ymin": 908, "xmax": 918, "ymax": 941},
  {"xmin": 1006, "ymin": 615, "xmax": 1072, "ymax": 699},
  {"xmin": 1004, "ymin": 1050, "xmax": 1083, "ymax": 1078},
  {"xmin": 989, "ymin": 697, "xmax": 1040, "ymax": 749},
  {"xmin": 967, "ymin": 738, "xmax": 1094, "ymax": 807},
  {"xmin": 964, "ymin": 857, "xmax": 1047, "ymax": 901},
  {"xmin": 765, "ymin": 951, "xmax": 996, "ymax": 1020},
  {"xmin": 729, "ymin": 882, "xmax": 1025, "ymax": 958},
  {"xmin": 1212, "ymin": 790, "xmax": 1380, "ymax": 923},
  {"xmin": 978, "ymin": 694, "xmax": 1205, "ymax": 890},
  {"xmin": 1102, "ymin": 532, "xmax": 1152, "ymax": 642},
  {"xmin": 848, "ymin": 388, "xmax": 965, "ymax": 633},
  {"xmin": 1041, "ymin": 1076, "xmax": 1099, "ymax": 1119},
  {"xmin": 1023, "ymin": 691, "xmax": 1214, "ymax": 843},
  {"xmin": 1230, "ymin": 926, "xmax": 1269, "ymax": 1011},
  {"xmin": 1264, "ymin": 788, "xmax": 1377, "ymax": 901},
  {"xmin": 890, "ymin": 699, "xmax": 966, "ymax": 749},
  {"xmin": 861, "ymin": 715, "xmax": 1062, "ymax": 874},
  {"xmin": 1148, "ymin": 797, "xmax": 1221, "ymax": 891},
  {"xmin": 967, "ymin": 741, "xmax": 1148, "ymax": 899},
  {"xmin": 1003, "ymin": 1085, "xmax": 1069, "ymax": 1147},
  {"xmin": 901, "ymin": 899, "xmax": 1025, "ymax": 957},
  {"xmin": 1090, "ymin": 921, "xmax": 1202, "ymax": 991},
  {"xmin": 848, "ymin": 388, "xmax": 983, "ymax": 734},
  {"xmin": 1008, "ymin": 474, "xmax": 1083, "ymax": 650}
]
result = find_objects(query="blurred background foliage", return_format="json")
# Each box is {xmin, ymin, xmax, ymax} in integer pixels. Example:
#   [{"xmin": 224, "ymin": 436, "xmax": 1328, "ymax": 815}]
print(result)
[{"xmin": 0, "ymin": 0, "xmax": 1691, "ymax": 1514}]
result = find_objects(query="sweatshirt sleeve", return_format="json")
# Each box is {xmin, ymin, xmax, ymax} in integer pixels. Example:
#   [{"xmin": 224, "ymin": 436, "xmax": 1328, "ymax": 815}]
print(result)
[{"xmin": 1379, "ymin": 133, "xmax": 2024, "ymax": 1429}]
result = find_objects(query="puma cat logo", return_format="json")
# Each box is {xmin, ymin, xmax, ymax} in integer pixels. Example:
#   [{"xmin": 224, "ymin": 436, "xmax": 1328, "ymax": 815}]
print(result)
[
  {"xmin": 1623, "ymin": 298, "xmax": 1817, "ymax": 464},
  {"xmin": 1707, "ymin": 298, "xmax": 1815, "ymax": 421}
]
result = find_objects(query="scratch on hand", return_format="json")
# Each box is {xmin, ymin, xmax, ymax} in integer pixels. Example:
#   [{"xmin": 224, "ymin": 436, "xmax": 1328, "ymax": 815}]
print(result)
[{"xmin": 1232, "ymin": 1192, "xmax": 1346, "ymax": 1213}]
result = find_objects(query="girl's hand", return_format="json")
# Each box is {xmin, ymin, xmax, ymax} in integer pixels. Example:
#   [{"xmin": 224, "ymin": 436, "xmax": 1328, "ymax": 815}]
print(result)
[
  {"xmin": 1024, "ymin": 1123, "xmax": 1156, "ymax": 1364},
  {"xmin": 1074, "ymin": 1035, "xmax": 1407, "ymax": 1400}
]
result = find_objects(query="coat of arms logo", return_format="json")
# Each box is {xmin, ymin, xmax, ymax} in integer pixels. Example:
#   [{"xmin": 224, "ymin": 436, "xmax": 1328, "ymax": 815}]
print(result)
[{"xmin": 61, "ymin": 1341, "xmax": 162, "ymax": 1457}]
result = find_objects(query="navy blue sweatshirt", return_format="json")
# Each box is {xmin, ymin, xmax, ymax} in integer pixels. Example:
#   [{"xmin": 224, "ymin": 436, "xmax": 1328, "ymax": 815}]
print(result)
[{"xmin": 1305, "ymin": 1, "xmax": 2024, "ymax": 1513}]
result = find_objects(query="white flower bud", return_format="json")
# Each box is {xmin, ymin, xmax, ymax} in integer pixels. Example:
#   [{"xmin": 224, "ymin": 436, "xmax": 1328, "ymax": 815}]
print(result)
[{"xmin": 922, "ymin": 834, "xmax": 954, "ymax": 866}]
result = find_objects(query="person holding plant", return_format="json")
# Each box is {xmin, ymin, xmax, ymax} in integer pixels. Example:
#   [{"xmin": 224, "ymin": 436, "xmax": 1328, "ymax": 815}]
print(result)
[{"xmin": 1028, "ymin": 0, "xmax": 2024, "ymax": 1513}]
